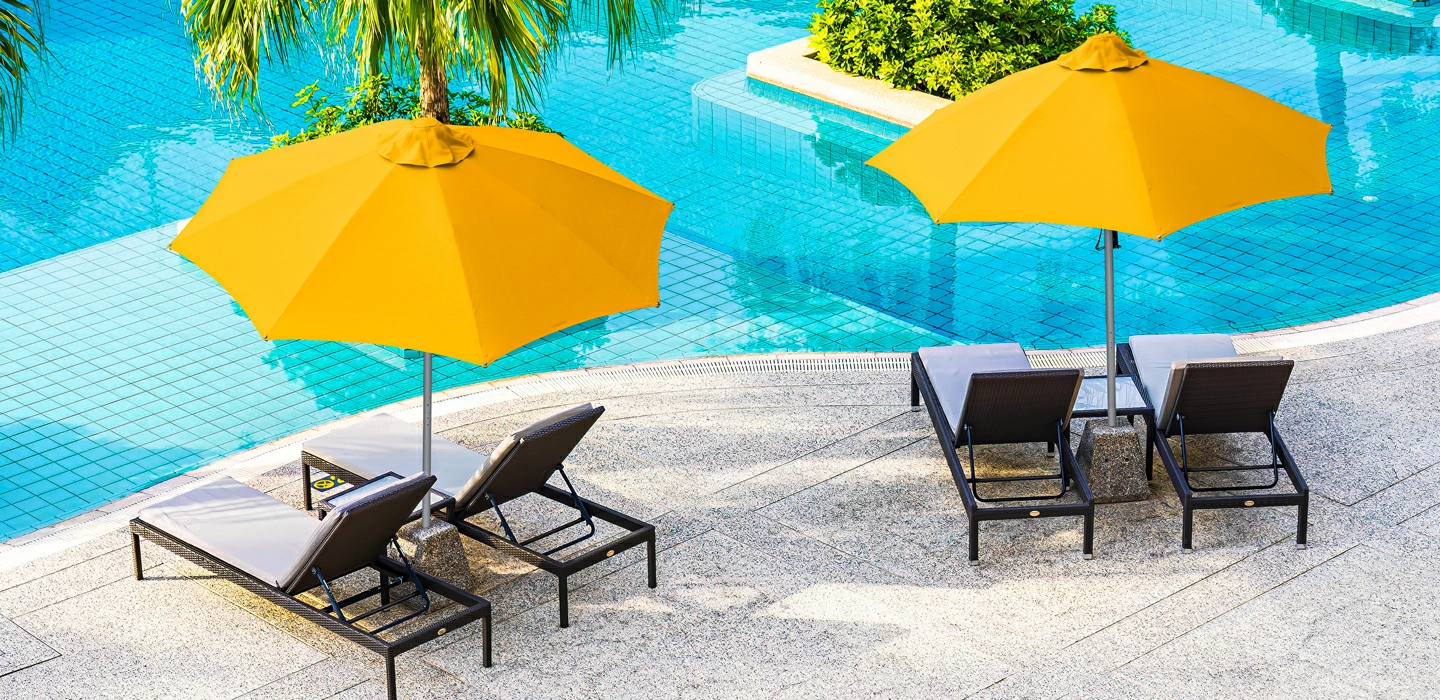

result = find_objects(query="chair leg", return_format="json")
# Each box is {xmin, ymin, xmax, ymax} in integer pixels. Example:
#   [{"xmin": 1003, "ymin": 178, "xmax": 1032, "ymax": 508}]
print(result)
[
  {"xmin": 482, "ymin": 615, "xmax": 493, "ymax": 668},
  {"xmin": 558, "ymin": 575, "xmax": 570, "ymax": 628},
  {"xmin": 1145, "ymin": 431, "xmax": 1154, "ymax": 481},
  {"xmin": 302, "ymin": 460, "xmax": 313, "ymax": 511},
  {"xmin": 1296, "ymin": 495, "xmax": 1309, "ymax": 550},
  {"xmin": 1182, "ymin": 504, "xmax": 1194, "ymax": 552},
  {"xmin": 647, "ymin": 537, "xmax": 658, "ymax": 589},
  {"xmin": 967, "ymin": 517, "xmax": 980, "ymax": 566},
  {"xmin": 131, "ymin": 533, "xmax": 143, "ymax": 580},
  {"xmin": 910, "ymin": 376, "xmax": 921, "ymax": 411},
  {"xmin": 1083, "ymin": 511, "xmax": 1094, "ymax": 560},
  {"xmin": 385, "ymin": 655, "xmax": 396, "ymax": 700}
]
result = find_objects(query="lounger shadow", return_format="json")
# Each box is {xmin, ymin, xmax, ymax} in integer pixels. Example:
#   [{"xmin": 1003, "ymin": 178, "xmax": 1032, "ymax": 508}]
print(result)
[
  {"xmin": 1121, "ymin": 334, "xmax": 1309, "ymax": 552},
  {"xmin": 129, "ymin": 473, "xmax": 491, "ymax": 700},
  {"xmin": 911, "ymin": 343, "xmax": 1094, "ymax": 564}
]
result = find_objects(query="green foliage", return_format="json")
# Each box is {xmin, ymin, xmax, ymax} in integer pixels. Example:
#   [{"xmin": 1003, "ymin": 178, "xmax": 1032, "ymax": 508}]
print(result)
[
  {"xmin": 810, "ymin": 0, "xmax": 1127, "ymax": 100},
  {"xmin": 0, "ymin": 0, "xmax": 46, "ymax": 139},
  {"xmin": 271, "ymin": 74, "xmax": 555, "ymax": 148},
  {"xmin": 180, "ymin": 0, "xmax": 670, "ymax": 118}
]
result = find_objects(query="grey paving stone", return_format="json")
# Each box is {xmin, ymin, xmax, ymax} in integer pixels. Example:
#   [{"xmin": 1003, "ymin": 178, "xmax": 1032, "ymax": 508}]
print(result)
[
  {"xmin": 0, "ymin": 616, "xmax": 58, "ymax": 677},
  {"xmin": 0, "ymin": 565, "xmax": 328, "ymax": 698},
  {"xmin": 1116, "ymin": 543, "xmax": 1440, "ymax": 698}
]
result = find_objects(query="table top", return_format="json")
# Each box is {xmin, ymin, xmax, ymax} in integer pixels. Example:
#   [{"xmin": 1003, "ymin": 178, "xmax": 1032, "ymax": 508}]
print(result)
[
  {"xmin": 316, "ymin": 472, "xmax": 453, "ymax": 514},
  {"xmin": 1074, "ymin": 375, "xmax": 1149, "ymax": 413}
]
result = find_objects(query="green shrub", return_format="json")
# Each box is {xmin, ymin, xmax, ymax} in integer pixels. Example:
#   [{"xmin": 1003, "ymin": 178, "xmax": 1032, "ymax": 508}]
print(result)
[
  {"xmin": 271, "ymin": 74, "xmax": 555, "ymax": 148},
  {"xmin": 810, "ymin": 0, "xmax": 1126, "ymax": 100}
]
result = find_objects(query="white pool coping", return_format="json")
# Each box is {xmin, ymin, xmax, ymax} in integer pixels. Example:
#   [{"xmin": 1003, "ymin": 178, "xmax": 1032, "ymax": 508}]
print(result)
[{"xmin": 745, "ymin": 37, "xmax": 953, "ymax": 128}]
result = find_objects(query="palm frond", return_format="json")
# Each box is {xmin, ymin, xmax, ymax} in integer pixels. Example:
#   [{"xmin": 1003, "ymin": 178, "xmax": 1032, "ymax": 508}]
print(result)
[
  {"xmin": 564, "ymin": 0, "xmax": 676, "ymax": 68},
  {"xmin": 448, "ymin": 0, "xmax": 566, "ymax": 115},
  {"xmin": 0, "ymin": 0, "xmax": 46, "ymax": 140},
  {"xmin": 181, "ymin": 0, "xmax": 316, "ymax": 111},
  {"xmin": 331, "ymin": 0, "xmax": 404, "ymax": 77}
]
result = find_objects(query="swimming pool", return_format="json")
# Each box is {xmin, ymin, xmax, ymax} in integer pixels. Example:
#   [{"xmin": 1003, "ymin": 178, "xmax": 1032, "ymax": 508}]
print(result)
[{"xmin": 3, "ymin": 0, "xmax": 1438, "ymax": 540}]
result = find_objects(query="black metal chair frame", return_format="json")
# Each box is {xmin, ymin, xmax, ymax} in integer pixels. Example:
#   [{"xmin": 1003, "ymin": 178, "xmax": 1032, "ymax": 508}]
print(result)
[
  {"xmin": 1117, "ymin": 343, "xmax": 1309, "ymax": 552},
  {"xmin": 451, "ymin": 478, "xmax": 656, "ymax": 628},
  {"xmin": 130, "ymin": 519, "xmax": 491, "ymax": 700},
  {"xmin": 911, "ymin": 352, "xmax": 1095, "ymax": 565}
]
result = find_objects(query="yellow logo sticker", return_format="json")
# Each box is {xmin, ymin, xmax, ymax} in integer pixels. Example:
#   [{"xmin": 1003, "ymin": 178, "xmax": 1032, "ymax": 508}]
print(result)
[{"xmin": 311, "ymin": 476, "xmax": 347, "ymax": 492}]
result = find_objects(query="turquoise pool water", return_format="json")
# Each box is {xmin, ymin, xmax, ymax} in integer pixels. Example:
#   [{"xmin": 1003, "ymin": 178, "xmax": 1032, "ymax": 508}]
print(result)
[{"xmin": 3, "ymin": 0, "xmax": 1439, "ymax": 540}]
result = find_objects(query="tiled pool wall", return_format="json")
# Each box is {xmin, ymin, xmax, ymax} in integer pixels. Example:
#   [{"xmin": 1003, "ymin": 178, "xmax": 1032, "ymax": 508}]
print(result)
[{"xmin": 3, "ymin": 0, "xmax": 1440, "ymax": 540}]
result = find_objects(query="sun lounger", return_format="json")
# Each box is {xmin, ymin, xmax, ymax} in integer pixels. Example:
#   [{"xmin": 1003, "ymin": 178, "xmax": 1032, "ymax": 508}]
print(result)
[
  {"xmin": 303, "ymin": 404, "xmax": 657, "ymax": 628},
  {"xmin": 910, "ymin": 343, "xmax": 1093, "ymax": 564},
  {"xmin": 441, "ymin": 403, "xmax": 656, "ymax": 627},
  {"xmin": 1122, "ymin": 334, "xmax": 1308, "ymax": 552},
  {"xmin": 129, "ymin": 473, "xmax": 491, "ymax": 700}
]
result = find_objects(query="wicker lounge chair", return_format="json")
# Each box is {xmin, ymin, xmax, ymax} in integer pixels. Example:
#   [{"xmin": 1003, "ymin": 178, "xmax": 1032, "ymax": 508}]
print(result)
[
  {"xmin": 1122, "ymin": 334, "xmax": 1308, "ymax": 552},
  {"xmin": 129, "ymin": 474, "xmax": 491, "ymax": 700},
  {"xmin": 910, "ymin": 343, "xmax": 1093, "ymax": 564},
  {"xmin": 303, "ymin": 404, "xmax": 657, "ymax": 628},
  {"xmin": 442, "ymin": 404, "xmax": 656, "ymax": 627}
]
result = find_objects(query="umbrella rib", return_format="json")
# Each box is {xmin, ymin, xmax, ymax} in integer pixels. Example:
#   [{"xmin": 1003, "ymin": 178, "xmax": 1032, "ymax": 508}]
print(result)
[
  {"xmin": 935, "ymin": 74, "xmax": 1071, "ymax": 223},
  {"xmin": 261, "ymin": 166, "xmax": 401, "ymax": 339},
  {"xmin": 1109, "ymin": 76, "xmax": 1164, "ymax": 237},
  {"xmin": 471, "ymin": 165, "xmax": 659, "ymax": 298},
  {"xmin": 431, "ymin": 170, "xmax": 489, "ymax": 363},
  {"xmin": 1156, "ymin": 63, "xmax": 1332, "ymax": 189}
]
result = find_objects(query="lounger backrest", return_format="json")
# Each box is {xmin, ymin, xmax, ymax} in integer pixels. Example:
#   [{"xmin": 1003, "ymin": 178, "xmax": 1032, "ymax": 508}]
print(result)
[
  {"xmin": 451, "ymin": 403, "xmax": 598, "ymax": 513},
  {"xmin": 958, "ymin": 369, "xmax": 1083, "ymax": 446},
  {"xmin": 1163, "ymin": 360, "xmax": 1293, "ymax": 436},
  {"xmin": 458, "ymin": 406, "xmax": 605, "ymax": 514},
  {"xmin": 280, "ymin": 473, "xmax": 436, "ymax": 594}
]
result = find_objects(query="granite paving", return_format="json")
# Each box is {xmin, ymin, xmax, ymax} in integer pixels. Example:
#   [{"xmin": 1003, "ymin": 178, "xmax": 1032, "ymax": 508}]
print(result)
[{"xmin": 0, "ymin": 321, "xmax": 1437, "ymax": 698}]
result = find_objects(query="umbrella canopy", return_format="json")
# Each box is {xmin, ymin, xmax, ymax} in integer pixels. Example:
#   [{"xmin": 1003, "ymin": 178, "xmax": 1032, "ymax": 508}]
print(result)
[
  {"xmin": 172, "ymin": 117, "xmax": 673, "ymax": 367},
  {"xmin": 172, "ymin": 117, "xmax": 672, "ymax": 525},
  {"xmin": 867, "ymin": 33, "xmax": 1331, "ymax": 239},
  {"xmin": 867, "ymin": 33, "xmax": 1331, "ymax": 423}
]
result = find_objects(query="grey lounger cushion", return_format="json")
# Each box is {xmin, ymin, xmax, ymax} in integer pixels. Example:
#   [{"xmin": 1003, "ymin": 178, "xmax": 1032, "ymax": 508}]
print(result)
[
  {"xmin": 139, "ymin": 474, "xmax": 432, "ymax": 590},
  {"xmin": 1129, "ymin": 334, "xmax": 1281, "ymax": 429},
  {"xmin": 304, "ymin": 414, "xmax": 487, "ymax": 498},
  {"xmin": 917, "ymin": 343, "xmax": 1032, "ymax": 436},
  {"xmin": 138, "ymin": 477, "xmax": 321, "ymax": 588}
]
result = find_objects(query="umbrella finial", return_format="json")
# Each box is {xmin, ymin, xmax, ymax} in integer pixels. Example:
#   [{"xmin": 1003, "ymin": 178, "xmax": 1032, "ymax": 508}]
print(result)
[
  {"xmin": 377, "ymin": 117, "xmax": 475, "ymax": 167},
  {"xmin": 1058, "ymin": 33, "xmax": 1149, "ymax": 72}
]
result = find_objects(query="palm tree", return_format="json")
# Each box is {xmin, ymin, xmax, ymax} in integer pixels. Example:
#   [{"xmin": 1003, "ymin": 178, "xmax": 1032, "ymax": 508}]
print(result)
[
  {"xmin": 0, "ymin": 0, "xmax": 46, "ymax": 139},
  {"xmin": 181, "ymin": 0, "xmax": 655, "ymax": 123}
]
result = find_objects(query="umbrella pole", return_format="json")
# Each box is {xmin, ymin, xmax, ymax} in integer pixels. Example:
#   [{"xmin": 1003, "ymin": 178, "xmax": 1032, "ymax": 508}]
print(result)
[
  {"xmin": 1104, "ymin": 229, "xmax": 1118, "ymax": 427},
  {"xmin": 422, "ymin": 352, "xmax": 433, "ymax": 528}
]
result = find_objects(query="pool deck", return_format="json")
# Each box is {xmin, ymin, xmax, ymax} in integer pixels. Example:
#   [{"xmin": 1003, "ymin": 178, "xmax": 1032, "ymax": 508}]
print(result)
[{"xmin": 1, "ymin": 312, "xmax": 1438, "ymax": 697}]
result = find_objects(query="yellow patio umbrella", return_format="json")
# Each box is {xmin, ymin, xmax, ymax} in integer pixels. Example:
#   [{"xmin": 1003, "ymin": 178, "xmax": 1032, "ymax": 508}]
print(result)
[
  {"xmin": 172, "ymin": 117, "xmax": 673, "ymax": 523},
  {"xmin": 867, "ymin": 33, "xmax": 1331, "ymax": 424}
]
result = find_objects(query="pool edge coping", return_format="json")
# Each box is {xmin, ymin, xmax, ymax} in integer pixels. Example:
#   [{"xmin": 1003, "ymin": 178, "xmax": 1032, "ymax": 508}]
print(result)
[{"xmin": 3, "ymin": 286, "xmax": 1437, "ymax": 570}]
